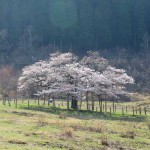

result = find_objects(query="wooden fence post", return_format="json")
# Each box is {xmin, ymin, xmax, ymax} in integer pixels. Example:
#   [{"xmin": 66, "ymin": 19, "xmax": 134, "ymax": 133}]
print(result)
[
  {"xmin": 28, "ymin": 100, "xmax": 29, "ymax": 108},
  {"xmin": 43, "ymin": 97, "xmax": 45, "ymax": 105},
  {"xmin": 132, "ymin": 107, "xmax": 134, "ymax": 115},
  {"xmin": 103, "ymin": 104, "xmax": 105, "ymax": 112},
  {"xmin": 122, "ymin": 108, "xmax": 124, "ymax": 116},
  {"xmin": 15, "ymin": 99, "xmax": 17, "ymax": 108},
  {"xmin": 135, "ymin": 107, "xmax": 137, "ymax": 115},
  {"xmin": 8, "ymin": 100, "xmax": 11, "ymax": 107},
  {"xmin": 139, "ymin": 107, "xmax": 141, "ymax": 115},
  {"xmin": 113, "ymin": 101, "xmax": 115, "ymax": 113},
  {"xmin": 115, "ymin": 105, "xmax": 117, "ymax": 113},
  {"xmin": 144, "ymin": 107, "xmax": 147, "ymax": 115},
  {"xmin": 38, "ymin": 97, "xmax": 40, "ymax": 106},
  {"xmin": 96, "ymin": 107, "xmax": 98, "ymax": 112},
  {"xmin": 110, "ymin": 107, "xmax": 112, "ymax": 116},
  {"xmin": 126, "ymin": 106, "xmax": 128, "ymax": 113},
  {"xmin": 105, "ymin": 101, "xmax": 107, "ymax": 112}
]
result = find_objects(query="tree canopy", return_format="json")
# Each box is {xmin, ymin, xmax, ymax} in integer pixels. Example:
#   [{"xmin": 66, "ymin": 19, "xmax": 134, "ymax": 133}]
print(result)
[{"xmin": 18, "ymin": 52, "xmax": 134, "ymax": 109}]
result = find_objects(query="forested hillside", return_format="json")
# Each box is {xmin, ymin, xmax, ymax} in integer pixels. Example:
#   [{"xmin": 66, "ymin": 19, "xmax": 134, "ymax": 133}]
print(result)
[
  {"xmin": 0, "ymin": 0, "xmax": 150, "ymax": 92},
  {"xmin": 0, "ymin": 0, "xmax": 150, "ymax": 59}
]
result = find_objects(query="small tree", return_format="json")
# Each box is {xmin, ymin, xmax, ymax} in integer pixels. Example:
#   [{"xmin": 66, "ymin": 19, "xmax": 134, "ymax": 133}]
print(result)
[{"xmin": 0, "ymin": 66, "xmax": 18, "ymax": 103}]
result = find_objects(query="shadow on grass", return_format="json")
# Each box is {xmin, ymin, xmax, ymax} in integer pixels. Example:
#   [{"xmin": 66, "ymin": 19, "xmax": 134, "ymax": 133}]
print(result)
[
  {"xmin": 11, "ymin": 110, "xmax": 36, "ymax": 117},
  {"xmin": 20, "ymin": 105, "xmax": 148, "ymax": 122}
]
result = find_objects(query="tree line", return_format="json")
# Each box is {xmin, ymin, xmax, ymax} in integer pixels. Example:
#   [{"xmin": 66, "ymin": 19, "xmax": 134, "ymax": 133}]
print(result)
[{"xmin": 0, "ymin": 0, "xmax": 150, "ymax": 57}]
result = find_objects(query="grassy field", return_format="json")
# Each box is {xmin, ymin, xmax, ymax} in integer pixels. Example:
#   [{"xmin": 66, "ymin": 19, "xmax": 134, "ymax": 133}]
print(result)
[{"xmin": 0, "ymin": 98, "xmax": 149, "ymax": 150}]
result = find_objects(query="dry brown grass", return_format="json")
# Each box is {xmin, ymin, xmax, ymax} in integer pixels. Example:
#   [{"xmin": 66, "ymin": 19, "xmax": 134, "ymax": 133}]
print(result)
[
  {"xmin": 37, "ymin": 116, "xmax": 49, "ymax": 127},
  {"xmin": 68, "ymin": 121, "xmax": 108, "ymax": 134},
  {"xmin": 62, "ymin": 127, "xmax": 74, "ymax": 138},
  {"xmin": 59, "ymin": 112, "xmax": 67, "ymax": 119},
  {"xmin": 121, "ymin": 131, "xmax": 135, "ymax": 139},
  {"xmin": 101, "ymin": 136, "xmax": 109, "ymax": 146},
  {"xmin": 147, "ymin": 121, "xmax": 150, "ymax": 130},
  {"xmin": 24, "ymin": 131, "xmax": 32, "ymax": 136},
  {"xmin": 95, "ymin": 121, "xmax": 106, "ymax": 133},
  {"xmin": 89, "ymin": 121, "xmax": 107, "ymax": 133}
]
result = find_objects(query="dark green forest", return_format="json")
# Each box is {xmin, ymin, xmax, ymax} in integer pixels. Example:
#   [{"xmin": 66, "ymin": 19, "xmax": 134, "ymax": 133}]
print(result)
[
  {"xmin": 0, "ymin": 0, "xmax": 150, "ymax": 59},
  {"xmin": 0, "ymin": 0, "xmax": 150, "ymax": 92}
]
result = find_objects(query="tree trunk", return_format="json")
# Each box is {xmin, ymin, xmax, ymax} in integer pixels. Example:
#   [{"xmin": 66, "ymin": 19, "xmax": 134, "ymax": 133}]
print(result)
[
  {"xmin": 71, "ymin": 96, "xmax": 78, "ymax": 109},
  {"xmin": 71, "ymin": 82, "xmax": 78, "ymax": 110},
  {"xmin": 38, "ymin": 97, "xmax": 40, "ymax": 106},
  {"xmin": 105, "ymin": 101, "xmax": 107, "ymax": 112},
  {"xmin": 86, "ymin": 92, "xmax": 89, "ymax": 110},
  {"xmin": 100, "ymin": 99, "xmax": 103, "ymax": 113},
  {"xmin": 79, "ymin": 96, "xmax": 83, "ymax": 110},
  {"xmin": 91, "ymin": 93, "xmax": 94, "ymax": 111},
  {"xmin": 67, "ymin": 94, "xmax": 70, "ymax": 110},
  {"xmin": 98, "ymin": 95, "xmax": 103, "ymax": 113},
  {"xmin": 53, "ymin": 96, "xmax": 55, "ymax": 108},
  {"xmin": 113, "ymin": 100, "xmax": 115, "ymax": 113},
  {"xmin": 43, "ymin": 94, "xmax": 46, "ymax": 105},
  {"xmin": 48, "ymin": 95, "xmax": 50, "ymax": 106}
]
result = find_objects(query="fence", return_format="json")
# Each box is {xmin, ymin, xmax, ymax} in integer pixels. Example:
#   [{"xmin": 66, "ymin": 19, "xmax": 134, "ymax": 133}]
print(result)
[{"xmin": 1, "ymin": 98, "xmax": 149, "ymax": 116}]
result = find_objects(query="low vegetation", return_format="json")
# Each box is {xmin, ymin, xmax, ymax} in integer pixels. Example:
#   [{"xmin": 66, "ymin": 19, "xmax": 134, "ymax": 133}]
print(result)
[{"xmin": 0, "ymin": 99, "xmax": 149, "ymax": 150}]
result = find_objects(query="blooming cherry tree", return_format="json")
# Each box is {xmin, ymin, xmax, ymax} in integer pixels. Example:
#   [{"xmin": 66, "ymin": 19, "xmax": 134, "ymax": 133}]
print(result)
[{"xmin": 18, "ymin": 51, "xmax": 134, "ymax": 110}]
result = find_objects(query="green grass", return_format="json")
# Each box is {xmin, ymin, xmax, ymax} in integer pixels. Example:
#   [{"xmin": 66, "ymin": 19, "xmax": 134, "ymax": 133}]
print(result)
[{"xmin": 0, "ymin": 99, "xmax": 149, "ymax": 150}]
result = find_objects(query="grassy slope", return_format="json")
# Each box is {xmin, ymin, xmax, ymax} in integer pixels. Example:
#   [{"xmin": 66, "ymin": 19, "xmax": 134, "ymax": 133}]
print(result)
[{"xmin": 0, "ymin": 99, "xmax": 149, "ymax": 150}]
